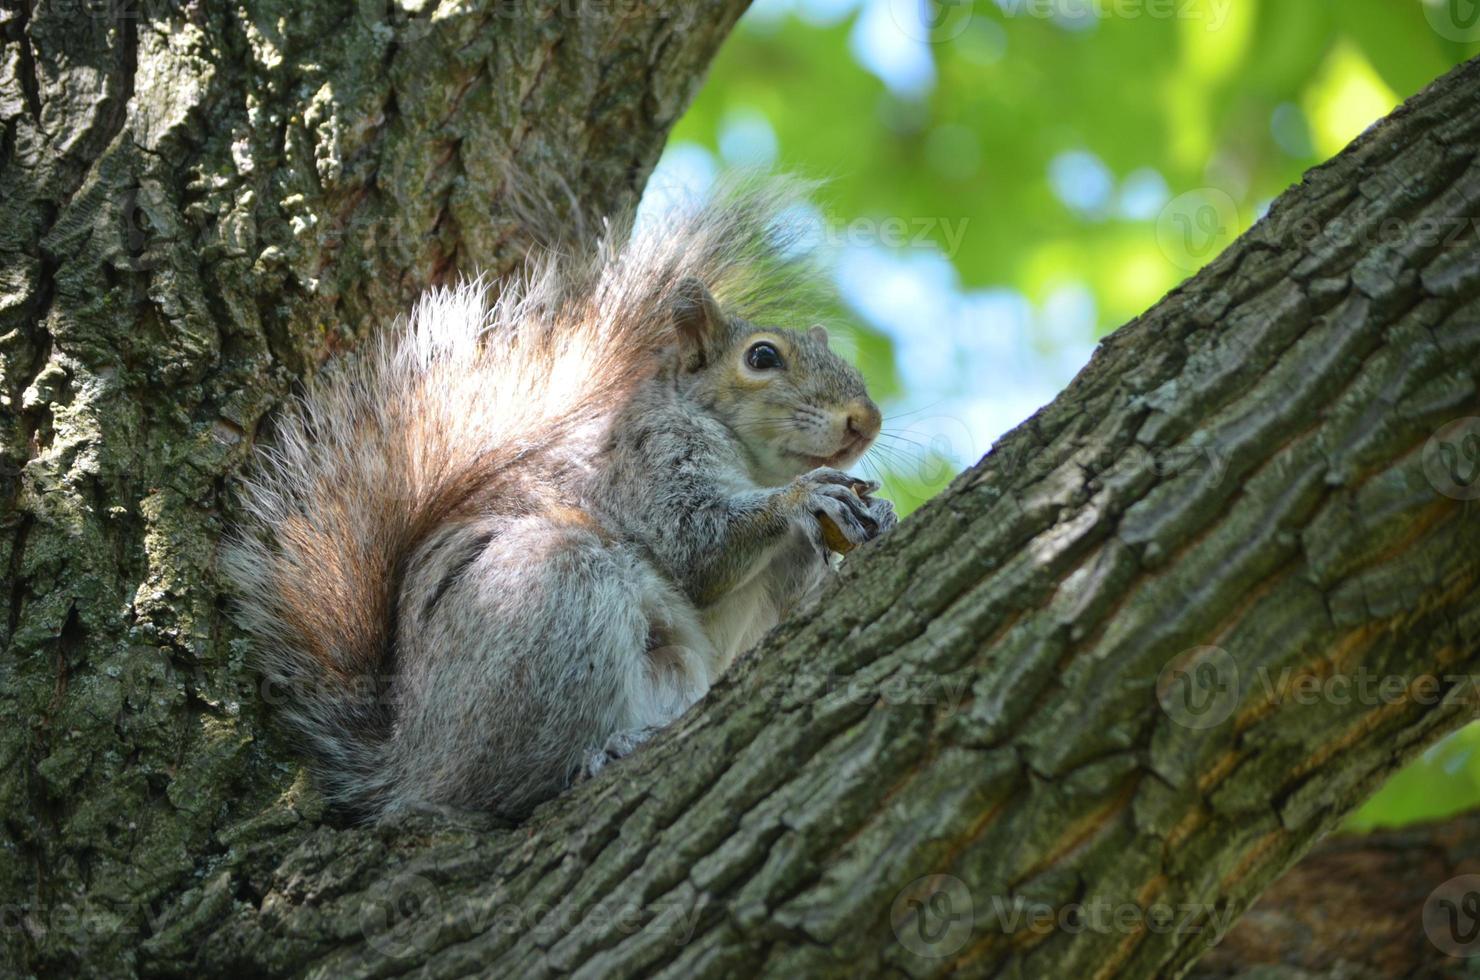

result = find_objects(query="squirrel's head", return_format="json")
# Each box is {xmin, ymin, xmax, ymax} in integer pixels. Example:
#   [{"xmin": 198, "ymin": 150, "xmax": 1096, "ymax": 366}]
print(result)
[{"xmin": 670, "ymin": 277, "xmax": 882, "ymax": 487}]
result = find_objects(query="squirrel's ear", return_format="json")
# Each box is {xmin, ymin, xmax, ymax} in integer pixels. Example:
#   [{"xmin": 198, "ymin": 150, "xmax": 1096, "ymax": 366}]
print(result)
[
  {"xmin": 809, "ymin": 325, "xmax": 829, "ymax": 346},
  {"xmin": 671, "ymin": 277, "xmax": 725, "ymax": 370}
]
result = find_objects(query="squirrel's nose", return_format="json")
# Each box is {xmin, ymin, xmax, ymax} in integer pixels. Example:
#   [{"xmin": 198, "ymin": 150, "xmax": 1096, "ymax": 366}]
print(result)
[{"xmin": 845, "ymin": 400, "xmax": 882, "ymax": 443}]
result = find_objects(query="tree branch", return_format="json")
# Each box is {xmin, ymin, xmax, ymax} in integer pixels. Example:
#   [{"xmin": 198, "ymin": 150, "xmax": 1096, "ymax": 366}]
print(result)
[{"xmin": 1195, "ymin": 811, "xmax": 1480, "ymax": 979}]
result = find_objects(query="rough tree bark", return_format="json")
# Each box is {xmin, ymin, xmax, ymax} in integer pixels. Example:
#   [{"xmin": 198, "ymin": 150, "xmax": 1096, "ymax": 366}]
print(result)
[
  {"xmin": 2, "ymin": 0, "xmax": 1478, "ymax": 977},
  {"xmin": 1193, "ymin": 810, "xmax": 1480, "ymax": 980}
]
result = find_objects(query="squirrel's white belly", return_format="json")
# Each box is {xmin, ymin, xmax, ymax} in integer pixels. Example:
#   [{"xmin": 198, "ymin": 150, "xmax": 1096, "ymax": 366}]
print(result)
[{"xmin": 701, "ymin": 573, "xmax": 781, "ymax": 670}]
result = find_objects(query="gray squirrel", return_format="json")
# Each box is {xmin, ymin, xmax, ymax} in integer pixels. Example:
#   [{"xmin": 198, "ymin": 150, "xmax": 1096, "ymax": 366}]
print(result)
[{"xmin": 224, "ymin": 180, "xmax": 897, "ymax": 821}]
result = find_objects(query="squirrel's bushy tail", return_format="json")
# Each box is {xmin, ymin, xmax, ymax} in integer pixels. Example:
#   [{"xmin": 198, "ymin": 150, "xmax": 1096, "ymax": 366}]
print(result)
[{"xmin": 223, "ymin": 175, "xmax": 827, "ymax": 815}]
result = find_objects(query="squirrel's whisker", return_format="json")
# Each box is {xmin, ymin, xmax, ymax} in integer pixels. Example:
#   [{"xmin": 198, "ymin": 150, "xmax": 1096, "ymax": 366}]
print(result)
[
  {"xmin": 882, "ymin": 399, "xmax": 948, "ymax": 423},
  {"xmin": 874, "ymin": 432, "xmax": 940, "ymax": 458}
]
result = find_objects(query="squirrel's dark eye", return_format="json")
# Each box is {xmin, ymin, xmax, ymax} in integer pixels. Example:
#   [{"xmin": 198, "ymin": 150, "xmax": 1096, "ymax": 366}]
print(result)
[{"xmin": 745, "ymin": 342, "xmax": 783, "ymax": 371}]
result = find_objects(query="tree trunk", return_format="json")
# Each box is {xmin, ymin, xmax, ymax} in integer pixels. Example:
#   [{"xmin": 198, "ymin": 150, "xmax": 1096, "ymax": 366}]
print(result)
[
  {"xmin": 2, "ymin": 0, "xmax": 1478, "ymax": 975},
  {"xmin": 1193, "ymin": 811, "xmax": 1480, "ymax": 980}
]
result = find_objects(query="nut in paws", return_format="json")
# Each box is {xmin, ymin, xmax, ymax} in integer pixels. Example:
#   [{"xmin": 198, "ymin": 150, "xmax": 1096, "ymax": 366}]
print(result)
[{"xmin": 812, "ymin": 476, "xmax": 895, "ymax": 554}]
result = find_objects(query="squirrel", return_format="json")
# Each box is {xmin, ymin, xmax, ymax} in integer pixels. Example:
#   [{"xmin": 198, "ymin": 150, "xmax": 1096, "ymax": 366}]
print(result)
[{"xmin": 223, "ymin": 180, "xmax": 898, "ymax": 822}]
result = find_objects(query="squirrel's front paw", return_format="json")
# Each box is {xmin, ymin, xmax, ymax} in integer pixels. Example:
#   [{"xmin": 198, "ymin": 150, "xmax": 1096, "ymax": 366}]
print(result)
[
  {"xmin": 805, "ymin": 482, "xmax": 883, "ymax": 552},
  {"xmin": 864, "ymin": 493, "xmax": 898, "ymax": 535},
  {"xmin": 805, "ymin": 467, "xmax": 870, "ymax": 489}
]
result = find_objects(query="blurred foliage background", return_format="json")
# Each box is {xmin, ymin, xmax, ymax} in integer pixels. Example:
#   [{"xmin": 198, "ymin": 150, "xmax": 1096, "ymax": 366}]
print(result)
[{"xmin": 646, "ymin": 0, "xmax": 1480, "ymax": 832}]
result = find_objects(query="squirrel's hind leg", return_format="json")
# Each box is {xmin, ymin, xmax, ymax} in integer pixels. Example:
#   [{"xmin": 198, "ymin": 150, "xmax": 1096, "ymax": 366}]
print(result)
[
  {"xmin": 576, "ymin": 568, "xmax": 718, "ymax": 781},
  {"xmin": 392, "ymin": 516, "xmax": 716, "ymax": 816}
]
